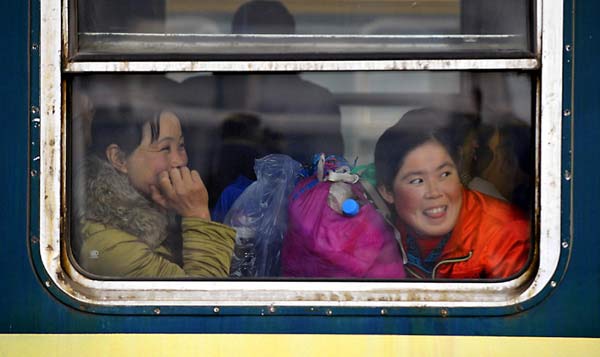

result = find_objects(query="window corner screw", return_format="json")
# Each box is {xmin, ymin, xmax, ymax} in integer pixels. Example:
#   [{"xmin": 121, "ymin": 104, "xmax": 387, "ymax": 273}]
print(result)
[
  {"xmin": 563, "ymin": 109, "xmax": 571, "ymax": 116},
  {"xmin": 213, "ymin": 307, "xmax": 220, "ymax": 314},
  {"xmin": 380, "ymin": 309, "xmax": 388, "ymax": 316},
  {"xmin": 268, "ymin": 306, "xmax": 276, "ymax": 314},
  {"xmin": 326, "ymin": 309, "xmax": 333, "ymax": 316},
  {"xmin": 440, "ymin": 308, "xmax": 449, "ymax": 317},
  {"xmin": 565, "ymin": 44, "xmax": 572, "ymax": 52},
  {"xmin": 564, "ymin": 170, "xmax": 572, "ymax": 181},
  {"xmin": 562, "ymin": 241, "xmax": 569, "ymax": 249},
  {"xmin": 30, "ymin": 169, "xmax": 38, "ymax": 177},
  {"xmin": 153, "ymin": 308, "xmax": 161, "ymax": 315},
  {"xmin": 31, "ymin": 106, "xmax": 39, "ymax": 115},
  {"xmin": 550, "ymin": 281, "xmax": 557, "ymax": 288},
  {"xmin": 44, "ymin": 280, "xmax": 51, "ymax": 288},
  {"xmin": 31, "ymin": 43, "xmax": 39, "ymax": 51},
  {"xmin": 31, "ymin": 235, "xmax": 39, "ymax": 244}
]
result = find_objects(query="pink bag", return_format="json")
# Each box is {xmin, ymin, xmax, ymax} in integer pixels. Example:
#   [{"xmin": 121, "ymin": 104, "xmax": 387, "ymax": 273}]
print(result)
[{"xmin": 281, "ymin": 176, "xmax": 406, "ymax": 278}]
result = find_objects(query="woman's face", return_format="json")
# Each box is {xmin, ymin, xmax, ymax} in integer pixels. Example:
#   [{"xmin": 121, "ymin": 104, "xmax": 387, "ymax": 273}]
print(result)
[
  {"xmin": 122, "ymin": 111, "xmax": 188, "ymax": 196},
  {"xmin": 381, "ymin": 140, "xmax": 463, "ymax": 238}
]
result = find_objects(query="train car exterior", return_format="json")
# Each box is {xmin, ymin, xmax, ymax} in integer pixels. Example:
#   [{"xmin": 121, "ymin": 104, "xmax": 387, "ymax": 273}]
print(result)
[{"xmin": 1, "ymin": 0, "xmax": 599, "ymax": 355}]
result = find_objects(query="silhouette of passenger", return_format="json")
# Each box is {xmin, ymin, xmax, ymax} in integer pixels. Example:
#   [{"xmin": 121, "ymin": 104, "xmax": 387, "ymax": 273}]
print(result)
[
  {"xmin": 213, "ymin": 112, "xmax": 271, "ymax": 192},
  {"xmin": 180, "ymin": 1, "xmax": 344, "ymax": 206},
  {"xmin": 475, "ymin": 115, "xmax": 532, "ymax": 213},
  {"xmin": 444, "ymin": 111, "xmax": 506, "ymax": 201},
  {"xmin": 231, "ymin": 0, "xmax": 296, "ymax": 34}
]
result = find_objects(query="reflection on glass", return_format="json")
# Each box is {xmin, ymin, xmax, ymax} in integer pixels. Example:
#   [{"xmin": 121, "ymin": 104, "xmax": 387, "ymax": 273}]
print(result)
[
  {"xmin": 75, "ymin": 0, "xmax": 533, "ymax": 58},
  {"xmin": 71, "ymin": 71, "xmax": 533, "ymax": 280}
]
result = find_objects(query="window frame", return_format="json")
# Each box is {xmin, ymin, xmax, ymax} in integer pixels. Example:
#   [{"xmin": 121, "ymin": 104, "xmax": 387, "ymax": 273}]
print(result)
[{"xmin": 36, "ymin": 0, "xmax": 565, "ymax": 312}]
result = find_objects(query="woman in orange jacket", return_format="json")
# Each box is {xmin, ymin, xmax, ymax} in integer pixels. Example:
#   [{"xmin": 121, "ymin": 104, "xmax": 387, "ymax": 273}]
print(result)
[{"xmin": 374, "ymin": 108, "xmax": 530, "ymax": 279}]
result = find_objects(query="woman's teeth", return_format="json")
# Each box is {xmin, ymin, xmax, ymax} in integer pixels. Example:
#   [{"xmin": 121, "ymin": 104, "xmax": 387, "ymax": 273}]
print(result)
[{"xmin": 424, "ymin": 206, "xmax": 446, "ymax": 217}]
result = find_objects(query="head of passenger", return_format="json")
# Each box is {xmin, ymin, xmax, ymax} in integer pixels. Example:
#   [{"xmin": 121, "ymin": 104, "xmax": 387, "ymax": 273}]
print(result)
[
  {"xmin": 231, "ymin": 0, "xmax": 295, "ymax": 34},
  {"xmin": 89, "ymin": 106, "xmax": 187, "ymax": 198},
  {"xmin": 449, "ymin": 113, "xmax": 481, "ymax": 184},
  {"xmin": 375, "ymin": 108, "xmax": 463, "ymax": 238},
  {"xmin": 215, "ymin": 112, "xmax": 266, "ymax": 183},
  {"xmin": 476, "ymin": 115, "xmax": 532, "ymax": 212}
]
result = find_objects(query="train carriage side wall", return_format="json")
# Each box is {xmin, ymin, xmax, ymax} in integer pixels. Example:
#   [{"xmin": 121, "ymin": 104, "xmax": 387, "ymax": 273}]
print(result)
[{"xmin": 0, "ymin": 0, "xmax": 598, "ymax": 337}]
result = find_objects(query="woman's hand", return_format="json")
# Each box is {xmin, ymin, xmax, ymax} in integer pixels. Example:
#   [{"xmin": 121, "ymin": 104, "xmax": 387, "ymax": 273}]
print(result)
[{"xmin": 149, "ymin": 167, "xmax": 211, "ymax": 220}]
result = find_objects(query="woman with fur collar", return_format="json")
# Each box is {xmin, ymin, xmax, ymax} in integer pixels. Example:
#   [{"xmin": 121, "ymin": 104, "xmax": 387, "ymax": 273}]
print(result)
[{"xmin": 74, "ymin": 104, "xmax": 235, "ymax": 278}]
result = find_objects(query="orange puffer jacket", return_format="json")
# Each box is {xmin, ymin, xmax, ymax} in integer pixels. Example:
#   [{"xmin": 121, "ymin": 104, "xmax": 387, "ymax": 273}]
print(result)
[{"xmin": 399, "ymin": 189, "xmax": 531, "ymax": 280}]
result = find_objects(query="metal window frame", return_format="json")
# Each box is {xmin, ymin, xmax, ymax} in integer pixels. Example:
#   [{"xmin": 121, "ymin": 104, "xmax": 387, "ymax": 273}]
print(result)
[{"xmin": 37, "ymin": 0, "xmax": 565, "ymax": 312}]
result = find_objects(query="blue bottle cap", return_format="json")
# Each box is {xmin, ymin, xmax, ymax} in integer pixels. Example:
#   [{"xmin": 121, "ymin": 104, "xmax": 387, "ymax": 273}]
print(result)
[{"xmin": 341, "ymin": 198, "xmax": 360, "ymax": 216}]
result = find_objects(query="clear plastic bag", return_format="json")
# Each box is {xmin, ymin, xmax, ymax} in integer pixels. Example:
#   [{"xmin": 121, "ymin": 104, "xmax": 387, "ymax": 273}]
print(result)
[{"xmin": 224, "ymin": 154, "xmax": 302, "ymax": 277}]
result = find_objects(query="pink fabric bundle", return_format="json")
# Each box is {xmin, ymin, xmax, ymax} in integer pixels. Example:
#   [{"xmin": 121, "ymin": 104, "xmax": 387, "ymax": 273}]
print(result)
[{"xmin": 281, "ymin": 177, "xmax": 406, "ymax": 278}]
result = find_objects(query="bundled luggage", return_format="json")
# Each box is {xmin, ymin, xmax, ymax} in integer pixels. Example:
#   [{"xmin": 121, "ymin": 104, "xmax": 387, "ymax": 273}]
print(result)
[{"xmin": 281, "ymin": 155, "xmax": 406, "ymax": 278}]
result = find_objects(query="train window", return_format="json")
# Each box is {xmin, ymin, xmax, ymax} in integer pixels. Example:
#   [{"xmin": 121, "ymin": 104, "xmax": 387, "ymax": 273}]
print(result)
[
  {"xmin": 37, "ymin": 0, "xmax": 564, "ymax": 310},
  {"xmin": 70, "ymin": 71, "xmax": 533, "ymax": 281},
  {"xmin": 72, "ymin": 0, "xmax": 533, "ymax": 59}
]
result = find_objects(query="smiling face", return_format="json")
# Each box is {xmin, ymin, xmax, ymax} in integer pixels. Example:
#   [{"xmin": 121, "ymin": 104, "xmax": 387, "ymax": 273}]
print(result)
[
  {"xmin": 113, "ymin": 111, "xmax": 188, "ymax": 196},
  {"xmin": 380, "ymin": 140, "xmax": 463, "ymax": 238}
]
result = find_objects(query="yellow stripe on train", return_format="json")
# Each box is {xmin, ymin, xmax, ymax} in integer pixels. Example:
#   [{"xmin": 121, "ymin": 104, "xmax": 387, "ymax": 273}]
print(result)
[{"xmin": 1, "ymin": 334, "xmax": 599, "ymax": 356}]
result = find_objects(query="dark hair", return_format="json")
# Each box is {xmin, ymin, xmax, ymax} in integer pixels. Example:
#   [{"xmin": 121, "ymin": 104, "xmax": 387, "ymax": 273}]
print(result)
[
  {"xmin": 374, "ymin": 108, "xmax": 471, "ymax": 189},
  {"xmin": 89, "ymin": 104, "xmax": 168, "ymax": 159},
  {"xmin": 220, "ymin": 112, "xmax": 262, "ymax": 140},
  {"xmin": 496, "ymin": 116, "xmax": 532, "ymax": 174},
  {"xmin": 231, "ymin": 0, "xmax": 296, "ymax": 34},
  {"xmin": 494, "ymin": 115, "xmax": 533, "ymax": 210},
  {"xmin": 77, "ymin": 74, "xmax": 181, "ymax": 159}
]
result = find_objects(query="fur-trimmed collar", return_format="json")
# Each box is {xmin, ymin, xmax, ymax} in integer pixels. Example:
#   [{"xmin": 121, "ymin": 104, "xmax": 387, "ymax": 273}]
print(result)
[{"xmin": 75, "ymin": 156, "xmax": 171, "ymax": 249}]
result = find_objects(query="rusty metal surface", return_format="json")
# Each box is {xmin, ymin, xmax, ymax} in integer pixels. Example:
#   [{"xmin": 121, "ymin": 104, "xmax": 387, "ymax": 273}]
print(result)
[{"xmin": 65, "ymin": 59, "xmax": 539, "ymax": 73}]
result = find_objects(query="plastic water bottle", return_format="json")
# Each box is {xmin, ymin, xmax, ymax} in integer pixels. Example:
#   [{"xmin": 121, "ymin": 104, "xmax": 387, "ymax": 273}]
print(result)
[
  {"xmin": 229, "ymin": 216, "xmax": 257, "ymax": 277},
  {"xmin": 327, "ymin": 182, "xmax": 360, "ymax": 216}
]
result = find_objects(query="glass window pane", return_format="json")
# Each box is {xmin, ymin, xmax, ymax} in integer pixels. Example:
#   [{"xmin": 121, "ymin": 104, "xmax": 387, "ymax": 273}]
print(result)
[
  {"xmin": 70, "ymin": 71, "xmax": 533, "ymax": 280},
  {"xmin": 74, "ymin": 0, "xmax": 533, "ymax": 59}
]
